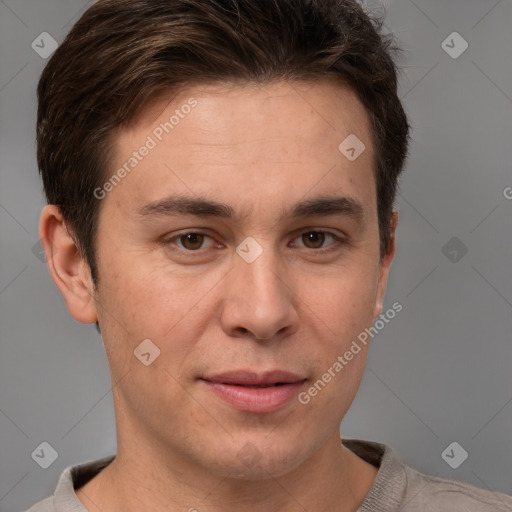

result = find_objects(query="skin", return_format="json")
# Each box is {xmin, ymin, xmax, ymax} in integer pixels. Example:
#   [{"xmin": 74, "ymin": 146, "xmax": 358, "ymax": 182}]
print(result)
[{"xmin": 40, "ymin": 78, "xmax": 397, "ymax": 512}]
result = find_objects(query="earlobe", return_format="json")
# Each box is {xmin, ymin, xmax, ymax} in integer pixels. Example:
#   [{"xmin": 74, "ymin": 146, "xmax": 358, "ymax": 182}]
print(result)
[
  {"xmin": 372, "ymin": 210, "xmax": 398, "ymax": 319},
  {"xmin": 39, "ymin": 205, "xmax": 98, "ymax": 324}
]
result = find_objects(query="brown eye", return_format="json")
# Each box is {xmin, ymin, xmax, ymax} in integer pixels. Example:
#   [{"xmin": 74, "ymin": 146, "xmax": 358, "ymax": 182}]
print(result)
[
  {"xmin": 162, "ymin": 231, "xmax": 218, "ymax": 255},
  {"xmin": 301, "ymin": 231, "xmax": 327, "ymax": 249},
  {"xmin": 179, "ymin": 233, "xmax": 205, "ymax": 250},
  {"xmin": 292, "ymin": 230, "xmax": 345, "ymax": 254}
]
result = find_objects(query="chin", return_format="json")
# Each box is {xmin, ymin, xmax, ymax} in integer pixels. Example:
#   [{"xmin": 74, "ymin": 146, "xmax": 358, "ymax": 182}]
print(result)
[{"xmin": 204, "ymin": 438, "xmax": 310, "ymax": 481}]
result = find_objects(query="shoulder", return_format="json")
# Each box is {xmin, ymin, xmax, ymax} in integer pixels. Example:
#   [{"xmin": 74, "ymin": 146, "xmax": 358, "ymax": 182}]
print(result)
[
  {"xmin": 401, "ymin": 461, "xmax": 512, "ymax": 511},
  {"xmin": 22, "ymin": 454, "xmax": 115, "ymax": 512},
  {"xmin": 23, "ymin": 496, "xmax": 55, "ymax": 512},
  {"xmin": 343, "ymin": 438, "xmax": 512, "ymax": 512}
]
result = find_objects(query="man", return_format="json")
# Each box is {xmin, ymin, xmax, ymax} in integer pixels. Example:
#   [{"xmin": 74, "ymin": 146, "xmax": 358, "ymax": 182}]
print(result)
[{"xmin": 27, "ymin": 0, "xmax": 512, "ymax": 511}]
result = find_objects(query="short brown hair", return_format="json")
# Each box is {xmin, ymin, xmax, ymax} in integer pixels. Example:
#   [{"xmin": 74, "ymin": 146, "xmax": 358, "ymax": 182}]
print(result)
[{"xmin": 37, "ymin": 0, "xmax": 410, "ymax": 286}]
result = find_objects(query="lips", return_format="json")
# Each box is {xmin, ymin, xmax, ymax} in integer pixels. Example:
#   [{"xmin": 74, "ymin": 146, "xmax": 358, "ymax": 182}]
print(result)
[
  {"xmin": 200, "ymin": 370, "xmax": 306, "ymax": 413},
  {"xmin": 201, "ymin": 369, "xmax": 305, "ymax": 386}
]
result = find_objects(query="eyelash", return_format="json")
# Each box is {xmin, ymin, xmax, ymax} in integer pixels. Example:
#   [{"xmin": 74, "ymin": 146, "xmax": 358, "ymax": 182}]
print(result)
[{"xmin": 162, "ymin": 230, "xmax": 346, "ymax": 255}]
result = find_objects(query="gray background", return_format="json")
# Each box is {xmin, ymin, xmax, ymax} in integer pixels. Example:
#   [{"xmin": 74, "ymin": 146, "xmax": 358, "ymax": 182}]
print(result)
[{"xmin": 1, "ymin": 0, "xmax": 511, "ymax": 510}]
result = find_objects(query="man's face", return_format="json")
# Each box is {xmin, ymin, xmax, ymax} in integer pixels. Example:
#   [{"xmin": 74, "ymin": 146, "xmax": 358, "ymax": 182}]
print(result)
[{"xmin": 88, "ymin": 79, "xmax": 394, "ymax": 478}]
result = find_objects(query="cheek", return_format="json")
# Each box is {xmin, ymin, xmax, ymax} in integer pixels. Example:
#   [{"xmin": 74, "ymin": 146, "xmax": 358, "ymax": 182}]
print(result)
[
  {"xmin": 98, "ymin": 269, "xmax": 199, "ymax": 415},
  {"xmin": 297, "ymin": 287, "xmax": 374, "ymax": 421},
  {"xmin": 95, "ymin": 255, "xmax": 229, "ymax": 384},
  {"xmin": 298, "ymin": 258, "xmax": 379, "ymax": 335},
  {"xmin": 293, "ymin": 258, "xmax": 379, "ymax": 387},
  {"xmin": 97, "ymin": 253, "xmax": 194, "ymax": 335}
]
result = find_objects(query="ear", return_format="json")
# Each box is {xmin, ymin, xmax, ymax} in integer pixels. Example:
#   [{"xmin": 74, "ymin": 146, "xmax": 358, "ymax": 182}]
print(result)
[
  {"xmin": 39, "ymin": 204, "xmax": 98, "ymax": 324},
  {"xmin": 372, "ymin": 210, "xmax": 398, "ymax": 319}
]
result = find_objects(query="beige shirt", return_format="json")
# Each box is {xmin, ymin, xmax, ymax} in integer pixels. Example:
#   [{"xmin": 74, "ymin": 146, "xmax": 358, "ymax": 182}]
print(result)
[{"xmin": 25, "ymin": 438, "xmax": 512, "ymax": 512}]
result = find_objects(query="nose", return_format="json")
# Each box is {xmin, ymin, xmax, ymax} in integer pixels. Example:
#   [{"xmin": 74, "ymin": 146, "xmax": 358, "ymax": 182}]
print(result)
[{"xmin": 219, "ymin": 247, "xmax": 299, "ymax": 342}]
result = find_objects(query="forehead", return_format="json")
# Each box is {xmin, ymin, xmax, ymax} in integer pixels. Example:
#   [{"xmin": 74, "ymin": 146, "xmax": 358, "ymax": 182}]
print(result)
[
  {"xmin": 119, "ymin": 78, "xmax": 372, "ymax": 159},
  {"xmin": 105, "ymin": 78, "xmax": 376, "ymax": 222}
]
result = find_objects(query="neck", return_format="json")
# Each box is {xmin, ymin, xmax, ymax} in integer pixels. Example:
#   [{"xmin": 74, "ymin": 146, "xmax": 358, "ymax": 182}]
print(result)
[{"xmin": 76, "ymin": 432, "xmax": 378, "ymax": 512}]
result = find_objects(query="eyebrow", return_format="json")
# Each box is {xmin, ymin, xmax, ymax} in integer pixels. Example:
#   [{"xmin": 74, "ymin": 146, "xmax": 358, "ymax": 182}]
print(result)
[{"xmin": 136, "ymin": 194, "xmax": 366, "ymax": 225}]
